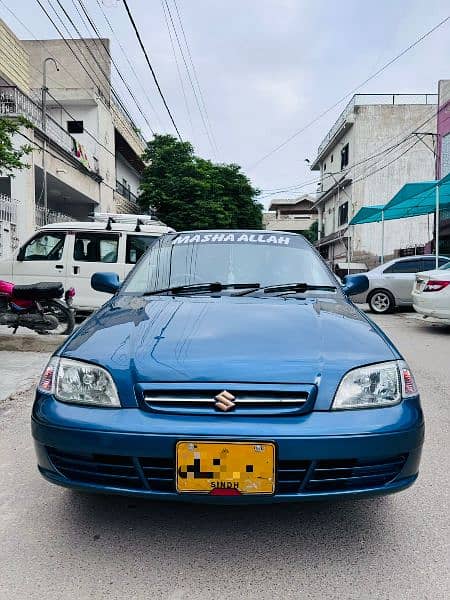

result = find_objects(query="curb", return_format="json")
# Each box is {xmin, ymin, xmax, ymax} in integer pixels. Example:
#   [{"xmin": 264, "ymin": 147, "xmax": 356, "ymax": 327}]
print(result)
[{"xmin": 0, "ymin": 334, "xmax": 66, "ymax": 353}]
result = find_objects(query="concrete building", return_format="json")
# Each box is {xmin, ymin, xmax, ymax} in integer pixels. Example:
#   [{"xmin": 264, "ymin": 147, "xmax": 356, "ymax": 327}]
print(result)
[
  {"xmin": 0, "ymin": 19, "xmax": 146, "ymax": 256},
  {"xmin": 437, "ymin": 80, "xmax": 450, "ymax": 255},
  {"xmin": 310, "ymin": 94, "xmax": 437, "ymax": 269},
  {"xmin": 263, "ymin": 195, "xmax": 317, "ymax": 234}
]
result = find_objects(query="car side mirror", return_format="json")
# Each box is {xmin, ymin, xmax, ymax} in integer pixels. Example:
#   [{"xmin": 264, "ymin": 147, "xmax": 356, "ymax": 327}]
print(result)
[
  {"xmin": 342, "ymin": 274, "xmax": 369, "ymax": 296},
  {"xmin": 17, "ymin": 247, "xmax": 25, "ymax": 261},
  {"xmin": 91, "ymin": 272, "xmax": 121, "ymax": 294}
]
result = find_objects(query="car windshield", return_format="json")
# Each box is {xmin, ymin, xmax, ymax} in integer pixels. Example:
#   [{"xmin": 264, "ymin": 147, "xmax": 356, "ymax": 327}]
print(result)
[
  {"xmin": 439, "ymin": 261, "xmax": 450, "ymax": 270},
  {"xmin": 122, "ymin": 231, "xmax": 335, "ymax": 294}
]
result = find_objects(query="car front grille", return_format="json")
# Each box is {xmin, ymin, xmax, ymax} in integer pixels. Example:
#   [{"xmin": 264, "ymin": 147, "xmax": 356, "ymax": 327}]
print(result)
[
  {"xmin": 140, "ymin": 386, "xmax": 315, "ymax": 416},
  {"xmin": 47, "ymin": 448, "xmax": 407, "ymax": 495}
]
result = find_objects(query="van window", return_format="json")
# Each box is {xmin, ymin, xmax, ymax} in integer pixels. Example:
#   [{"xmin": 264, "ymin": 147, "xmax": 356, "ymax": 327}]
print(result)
[
  {"xmin": 73, "ymin": 233, "xmax": 119, "ymax": 263},
  {"xmin": 22, "ymin": 232, "xmax": 65, "ymax": 261},
  {"xmin": 126, "ymin": 235, "xmax": 157, "ymax": 264}
]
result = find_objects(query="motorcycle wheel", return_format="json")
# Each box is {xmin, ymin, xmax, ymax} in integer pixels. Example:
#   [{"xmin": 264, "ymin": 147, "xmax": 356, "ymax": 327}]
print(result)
[{"xmin": 38, "ymin": 300, "xmax": 75, "ymax": 335}]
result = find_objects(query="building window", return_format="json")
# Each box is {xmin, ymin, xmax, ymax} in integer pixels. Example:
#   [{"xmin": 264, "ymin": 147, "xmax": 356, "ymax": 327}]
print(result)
[
  {"xmin": 330, "ymin": 154, "xmax": 334, "ymax": 163},
  {"xmin": 323, "ymin": 162, "xmax": 327, "ymax": 171},
  {"xmin": 67, "ymin": 120, "xmax": 84, "ymax": 134},
  {"xmin": 340, "ymin": 143, "xmax": 349, "ymax": 170},
  {"xmin": 338, "ymin": 202, "xmax": 348, "ymax": 226}
]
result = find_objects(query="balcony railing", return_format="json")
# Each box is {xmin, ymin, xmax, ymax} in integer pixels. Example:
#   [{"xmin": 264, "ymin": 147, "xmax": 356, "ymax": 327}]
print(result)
[
  {"xmin": 116, "ymin": 180, "xmax": 139, "ymax": 204},
  {"xmin": 0, "ymin": 194, "xmax": 19, "ymax": 257},
  {"xmin": 0, "ymin": 86, "xmax": 96, "ymax": 171},
  {"xmin": 35, "ymin": 205, "xmax": 75, "ymax": 228},
  {"xmin": 317, "ymin": 93, "xmax": 438, "ymax": 157}
]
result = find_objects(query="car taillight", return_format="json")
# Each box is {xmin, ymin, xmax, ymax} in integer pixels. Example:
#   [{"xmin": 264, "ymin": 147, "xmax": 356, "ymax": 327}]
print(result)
[{"xmin": 423, "ymin": 280, "xmax": 450, "ymax": 292}]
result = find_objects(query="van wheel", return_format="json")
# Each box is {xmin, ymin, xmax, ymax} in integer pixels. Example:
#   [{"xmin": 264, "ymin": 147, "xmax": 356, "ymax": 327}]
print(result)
[{"xmin": 368, "ymin": 290, "xmax": 395, "ymax": 314}]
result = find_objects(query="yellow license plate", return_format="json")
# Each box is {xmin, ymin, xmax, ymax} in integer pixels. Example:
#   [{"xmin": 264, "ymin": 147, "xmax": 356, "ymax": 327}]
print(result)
[{"xmin": 176, "ymin": 441, "xmax": 275, "ymax": 495}]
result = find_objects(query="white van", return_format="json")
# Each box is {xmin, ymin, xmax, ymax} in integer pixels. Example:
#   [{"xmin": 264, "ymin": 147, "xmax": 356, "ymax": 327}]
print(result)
[{"xmin": 0, "ymin": 214, "xmax": 174, "ymax": 311}]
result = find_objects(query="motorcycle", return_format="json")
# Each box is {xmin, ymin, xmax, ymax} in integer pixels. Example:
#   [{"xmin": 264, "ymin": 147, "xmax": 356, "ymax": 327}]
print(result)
[{"xmin": 0, "ymin": 280, "xmax": 75, "ymax": 335}]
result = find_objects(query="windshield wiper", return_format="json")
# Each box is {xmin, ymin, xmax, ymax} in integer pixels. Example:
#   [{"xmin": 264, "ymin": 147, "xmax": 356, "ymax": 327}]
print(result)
[
  {"xmin": 144, "ymin": 282, "xmax": 261, "ymax": 296},
  {"xmin": 238, "ymin": 282, "xmax": 337, "ymax": 296}
]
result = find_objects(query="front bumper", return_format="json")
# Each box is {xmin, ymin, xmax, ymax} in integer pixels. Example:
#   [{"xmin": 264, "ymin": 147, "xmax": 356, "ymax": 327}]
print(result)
[{"xmin": 32, "ymin": 394, "xmax": 424, "ymax": 504}]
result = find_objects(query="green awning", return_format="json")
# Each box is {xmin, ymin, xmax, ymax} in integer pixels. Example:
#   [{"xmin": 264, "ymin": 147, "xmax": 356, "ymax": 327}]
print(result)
[
  {"xmin": 349, "ymin": 173, "xmax": 450, "ymax": 225},
  {"xmin": 382, "ymin": 172, "xmax": 450, "ymax": 220},
  {"xmin": 349, "ymin": 204, "xmax": 385, "ymax": 225}
]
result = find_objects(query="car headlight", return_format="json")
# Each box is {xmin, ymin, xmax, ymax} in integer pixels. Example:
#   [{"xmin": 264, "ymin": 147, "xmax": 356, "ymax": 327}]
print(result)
[
  {"xmin": 332, "ymin": 360, "xmax": 418, "ymax": 410},
  {"xmin": 38, "ymin": 357, "xmax": 120, "ymax": 407}
]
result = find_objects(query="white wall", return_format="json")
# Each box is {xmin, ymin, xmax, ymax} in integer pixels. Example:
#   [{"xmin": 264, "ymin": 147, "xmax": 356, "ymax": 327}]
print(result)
[
  {"xmin": 115, "ymin": 153, "xmax": 141, "ymax": 197},
  {"xmin": 317, "ymin": 103, "xmax": 437, "ymax": 261},
  {"xmin": 10, "ymin": 128, "xmax": 36, "ymax": 242}
]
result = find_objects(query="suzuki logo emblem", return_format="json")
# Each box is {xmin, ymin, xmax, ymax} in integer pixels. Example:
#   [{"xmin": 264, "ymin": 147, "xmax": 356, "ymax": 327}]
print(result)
[{"xmin": 214, "ymin": 390, "xmax": 236, "ymax": 412}]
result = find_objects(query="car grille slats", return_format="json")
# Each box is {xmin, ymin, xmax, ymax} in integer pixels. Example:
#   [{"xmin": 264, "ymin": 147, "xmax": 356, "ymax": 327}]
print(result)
[
  {"xmin": 139, "ymin": 457, "xmax": 174, "ymax": 492},
  {"xmin": 276, "ymin": 460, "xmax": 310, "ymax": 494},
  {"xmin": 138, "ymin": 385, "xmax": 316, "ymax": 416},
  {"xmin": 47, "ymin": 449, "xmax": 143, "ymax": 490},
  {"xmin": 47, "ymin": 449, "xmax": 407, "ymax": 495},
  {"xmin": 306, "ymin": 455, "xmax": 407, "ymax": 492}
]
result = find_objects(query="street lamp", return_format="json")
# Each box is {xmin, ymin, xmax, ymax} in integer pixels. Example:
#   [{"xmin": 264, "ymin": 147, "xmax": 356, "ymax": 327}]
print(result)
[{"xmin": 41, "ymin": 57, "xmax": 59, "ymax": 217}]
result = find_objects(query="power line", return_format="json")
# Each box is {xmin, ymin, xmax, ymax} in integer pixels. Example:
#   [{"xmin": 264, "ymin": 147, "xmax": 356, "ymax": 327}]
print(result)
[
  {"xmin": 75, "ymin": 0, "xmax": 156, "ymax": 136},
  {"xmin": 95, "ymin": 0, "xmax": 164, "ymax": 130},
  {"xmin": 45, "ymin": 90, "xmax": 116, "ymax": 158},
  {"xmin": 160, "ymin": 0, "xmax": 194, "ymax": 139},
  {"xmin": 248, "ymin": 15, "xmax": 450, "ymax": 170},
  {"xmin": 36, "ymin": 0, "xmax": 151, "ymax": 143},
  {"xmin": 17, "ymin": 129, "xmax": 118, "ymax": 195},
  {"xmin": 0, "ymin": 0, "xmax": 98, "ymax": 100},
  {"xmin": 260, "ymin": 102, "xmax": 444, "ymax": 196},
  {"xmin": 0, "ymin": 3, "xmax": 120, "ymax": 161},
  {"xmin": 35, "ymin": 0, "xmax": 113, "ymax": 98},
  {"xmin": 122, "ymin": 0, "xmax": 182, "ymax": 140},
  {"xmin": 170, "ymin": 0, "xmax": 219, "ymax": 155},
  {"xmin": 49, "ymin": 0, "xmax": 150, "ymax": 138},
  {"xmin": 351, "ymin": 137, "xmax": 423, "ymax": 186}
]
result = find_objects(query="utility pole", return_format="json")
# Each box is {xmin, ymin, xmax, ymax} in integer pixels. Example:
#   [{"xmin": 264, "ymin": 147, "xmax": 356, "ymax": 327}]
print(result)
[
  {"xmin": 41, "ymin": 57, "xmax": 59, "ymax": 220},
  {"xmin": 435, "ymin": 182, "xmax": 440, "ymax": 269}
]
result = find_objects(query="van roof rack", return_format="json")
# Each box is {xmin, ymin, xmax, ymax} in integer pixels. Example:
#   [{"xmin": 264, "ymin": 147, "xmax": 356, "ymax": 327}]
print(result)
[{"xmin": 93, "ymin": 213, "xmax": 166, "ymax": 229}]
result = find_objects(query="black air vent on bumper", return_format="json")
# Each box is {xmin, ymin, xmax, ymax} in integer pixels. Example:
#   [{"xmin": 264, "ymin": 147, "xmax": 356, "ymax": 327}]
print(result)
[
  {"xmin": 306, "ymin": 455, "xmax": 407, "ymax": 492},
  {"xmin": 47, "ymin": 448, "xmax": 143, "ymax": 489},
  {"xmin": 46, "ymin": 449, "xmax": 407, "ymax": 495}
]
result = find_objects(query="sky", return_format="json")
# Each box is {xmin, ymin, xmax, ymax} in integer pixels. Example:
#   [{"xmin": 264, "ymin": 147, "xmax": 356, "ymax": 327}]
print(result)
[{"xmin": 2, "ymin": 0, "xmax": 449, "ymax": 207}]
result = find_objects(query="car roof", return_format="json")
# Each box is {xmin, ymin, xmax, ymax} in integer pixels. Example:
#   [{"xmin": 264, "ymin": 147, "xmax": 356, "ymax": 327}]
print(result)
[{"xmin": 39, "ymin": 221, "xmax": 174, "ymax": 235}]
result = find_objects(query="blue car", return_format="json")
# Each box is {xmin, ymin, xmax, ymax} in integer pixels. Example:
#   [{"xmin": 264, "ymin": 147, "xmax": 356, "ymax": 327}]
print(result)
[{"xmin": 32, "ymin": 230, "xmax": 424, "ymax": 503}]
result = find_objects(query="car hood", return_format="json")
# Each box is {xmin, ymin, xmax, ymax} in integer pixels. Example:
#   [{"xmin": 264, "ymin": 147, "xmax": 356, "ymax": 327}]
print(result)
[{"xmin": 61, "ymin": 294, "xmax": 398, "ymax": 407}]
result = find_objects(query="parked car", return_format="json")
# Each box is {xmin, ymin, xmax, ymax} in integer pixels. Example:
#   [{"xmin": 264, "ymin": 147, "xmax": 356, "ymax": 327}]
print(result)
[
  {"xmin": 412, "ymin": 261, "xmax": 450, "ymax": 324},
  {"xmin": 354, "ymin": 255, "xmax": 449, "ymax": 314},
  {"xmin": 0, "ymin": 214, "xmax": 174, "ymax": 312},
  {"xmin": 32, "ymin": 230, "xmax": 423, "ymax": 504}
]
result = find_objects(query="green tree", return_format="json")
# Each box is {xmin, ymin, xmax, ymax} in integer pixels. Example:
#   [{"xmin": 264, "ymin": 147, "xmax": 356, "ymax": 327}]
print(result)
[
  {"xmin": 139, "ymin": 134, "xmax": 263, "ymax": 230},
  {"xmin": 0, "ymin": 116, "xmax": 33, "ymax": 176},
  {"xmin": 303, "ymin": 219, "xmax": 318, "ymax": 244}
]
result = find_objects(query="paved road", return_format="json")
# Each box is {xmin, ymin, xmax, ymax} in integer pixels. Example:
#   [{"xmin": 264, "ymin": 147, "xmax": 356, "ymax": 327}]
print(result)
[
  {"xmin": 0, "ymin": 351, "xmax": 49, "ymax": 401},
  {"xmin": 0, "ymin": 313, "xmax": 449, "ymax": 600}
]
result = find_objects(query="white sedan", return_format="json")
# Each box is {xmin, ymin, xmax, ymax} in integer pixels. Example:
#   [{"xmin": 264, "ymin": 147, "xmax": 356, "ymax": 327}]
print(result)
[{"xmin": 412, "ymin": 261, "xmax": 450, "ymax": 324}]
